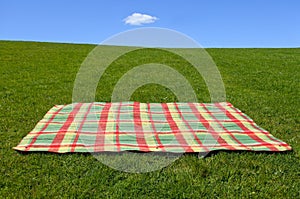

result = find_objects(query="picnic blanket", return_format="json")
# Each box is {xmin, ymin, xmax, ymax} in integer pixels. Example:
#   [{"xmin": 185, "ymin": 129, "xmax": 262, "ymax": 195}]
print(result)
[{"xmin": 14, "ymin": 102, "xmax": 292, "ymax": 153}]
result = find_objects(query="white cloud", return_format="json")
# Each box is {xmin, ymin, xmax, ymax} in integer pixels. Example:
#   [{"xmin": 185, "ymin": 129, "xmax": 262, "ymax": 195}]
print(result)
[{"xmin": 124, "ymin": 13, "xmax": 159, "ymax": 26}]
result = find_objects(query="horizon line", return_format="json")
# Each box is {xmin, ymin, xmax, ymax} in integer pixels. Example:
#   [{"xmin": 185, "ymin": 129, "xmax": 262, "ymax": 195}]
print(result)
[{"xmin": 1, "ymin": 39, "xmax": 299, "ymax": 49}]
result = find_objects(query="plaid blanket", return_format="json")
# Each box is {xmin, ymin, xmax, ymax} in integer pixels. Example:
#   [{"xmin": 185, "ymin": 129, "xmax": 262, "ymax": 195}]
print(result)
[{"xmin": 14, "ymin": 102, "xmax": 292, "ymax": 153}]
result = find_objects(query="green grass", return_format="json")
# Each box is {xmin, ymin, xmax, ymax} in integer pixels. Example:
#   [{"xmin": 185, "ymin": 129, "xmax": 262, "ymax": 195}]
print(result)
[{"xmin": 0, "ymin": 40, "xmax": 299, "ymax": 198}]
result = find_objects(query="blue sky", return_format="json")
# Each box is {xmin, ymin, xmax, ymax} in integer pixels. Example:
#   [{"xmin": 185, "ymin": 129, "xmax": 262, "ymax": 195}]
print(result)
[{"xmin": 1, "ymin": 0, "xmax": 299, "ymax": 47}]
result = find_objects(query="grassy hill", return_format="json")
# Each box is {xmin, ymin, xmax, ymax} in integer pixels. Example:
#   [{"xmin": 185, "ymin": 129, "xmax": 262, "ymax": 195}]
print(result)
[{"xmin": 0, "ymin": 41, "xmax": 299, "ymax": 198}]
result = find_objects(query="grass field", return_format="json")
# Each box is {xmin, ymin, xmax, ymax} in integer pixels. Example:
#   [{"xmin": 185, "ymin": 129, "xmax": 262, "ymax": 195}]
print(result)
[{"xmin": 0, "ymin": 41, "xmax": 299, "ymax": 198}]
